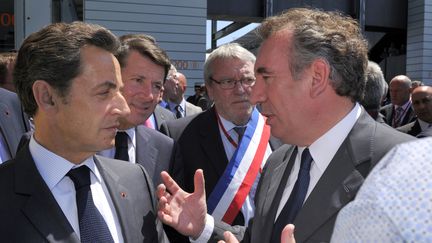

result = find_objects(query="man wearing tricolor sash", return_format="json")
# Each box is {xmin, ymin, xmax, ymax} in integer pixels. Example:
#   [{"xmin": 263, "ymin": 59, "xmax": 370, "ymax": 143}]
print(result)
[{"xmin": 160, "ymin": 43, "xmax": 281, "ymax": 241}]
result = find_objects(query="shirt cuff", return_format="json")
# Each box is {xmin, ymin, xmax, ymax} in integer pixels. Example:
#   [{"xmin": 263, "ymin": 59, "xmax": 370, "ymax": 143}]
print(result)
[{"xmin": 190, "ymin": 214, "xmax": 214, "ymax": 243}]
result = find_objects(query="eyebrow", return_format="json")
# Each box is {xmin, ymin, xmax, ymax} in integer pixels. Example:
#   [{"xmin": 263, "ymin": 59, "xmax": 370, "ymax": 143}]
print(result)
[
  {"xmin": 95, "ymin": 80, "xmax": 118, "ymax": 90},
  {"xmin": 256, "ymin": 67, "xmax": 271, "ymax": 74}
]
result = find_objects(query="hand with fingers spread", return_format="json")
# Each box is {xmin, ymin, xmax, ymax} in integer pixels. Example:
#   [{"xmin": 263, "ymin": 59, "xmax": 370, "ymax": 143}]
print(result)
[{"xmin": 157, "ymin": 169, "xmax": 208, "ymax": 239}]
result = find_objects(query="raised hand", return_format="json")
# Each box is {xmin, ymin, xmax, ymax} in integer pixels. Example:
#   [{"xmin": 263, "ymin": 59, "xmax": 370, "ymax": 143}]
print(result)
[
  {"xmin": 217, "ymin": 231, "xmax": 240, "ymax": 243},
  {"xmin": 217, "ymin": 224, "xmax": 296, "ymax": 243},
  {"xmin": 157, "ymin": 169, "xmax": 207, "ymax": 239}
]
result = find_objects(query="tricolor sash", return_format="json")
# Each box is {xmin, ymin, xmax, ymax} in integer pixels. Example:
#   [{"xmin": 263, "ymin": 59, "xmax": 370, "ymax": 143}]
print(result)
[{"xmin": 208, "ymin": 108, "xmax": 272, "ymax": 224}]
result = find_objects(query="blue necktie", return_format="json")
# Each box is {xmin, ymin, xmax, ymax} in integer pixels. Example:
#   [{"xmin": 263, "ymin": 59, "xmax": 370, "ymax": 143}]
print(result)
[
  {"xmin": 67, "ymin": 166, "xmax": 115, "ymax": 243},
  {"xmin": 270, "ymin": 148, "xmax": 313, "ymax": 243},
  {"xmin": 114, "ymin": 131, "xmax": 129, "ymax": 161}
]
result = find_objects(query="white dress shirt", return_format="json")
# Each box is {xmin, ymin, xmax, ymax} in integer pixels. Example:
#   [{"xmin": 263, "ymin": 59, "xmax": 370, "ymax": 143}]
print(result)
[
  {"xmin": 275, "ymin": 103, "xmax": 361, "ymax": 218},
  {"xmin": 167, "ymin": 98, "xmax": 186, "ymax": 117},
  {"xmin": 29, "ymin": 136, "xmax": 124, "ymax": 242},
  {"xmin": 98, "ymin": 128, "xmax": 136, "ymax": 163}
]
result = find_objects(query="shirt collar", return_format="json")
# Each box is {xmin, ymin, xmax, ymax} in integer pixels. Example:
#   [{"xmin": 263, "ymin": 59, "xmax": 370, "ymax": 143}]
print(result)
[
  {"xmin": 29, "ymin": 135, "xmax": 101, "ymax": 190},
  {"xmin": 306, "ymin": 103, "xmax": 362, "ymax": 173},
  {"xmin": 394, "ymin": 99, "xmax": 412, "ymax": 110},
  {"xmin": 168, "ymin": 98, "xmax": 186, "ymax": 112},
  {"xmin": 217, "ymin": 113, "xmax": 250, "ymax": 133}
]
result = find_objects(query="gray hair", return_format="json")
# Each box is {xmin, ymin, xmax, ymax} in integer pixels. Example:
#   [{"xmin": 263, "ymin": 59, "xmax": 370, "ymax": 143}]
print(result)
[
  {"xmin": 361, "ymin": 61, "xmax": 386, "ymax": 110},
  {"xmin": 204, "ymin": 43, "xmax": 256, "ymax": 86},
  {"xmin": 257, "ymin": 8, "xmax": 368, "ymax": 102}
]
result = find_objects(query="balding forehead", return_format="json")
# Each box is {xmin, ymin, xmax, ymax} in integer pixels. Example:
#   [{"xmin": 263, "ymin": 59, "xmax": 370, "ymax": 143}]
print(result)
[
  {"xmin": 413, "ymin": 85, "xmax": 432, "ymax": 94},
  {"xmin": 391, "ymin": 75, "xmax": 411, "ymax": 84}
]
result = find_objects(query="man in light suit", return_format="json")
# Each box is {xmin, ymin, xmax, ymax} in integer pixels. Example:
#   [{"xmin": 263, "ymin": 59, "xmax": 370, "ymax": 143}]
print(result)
[
  {"xmin": 150, "ymin": 105, "xmax": 176, "ymax": 131},
  {"xmin": 163, "ymin": 68, "xmax": 202, "ymax": 118},
  {"xmin": 0, "ymin": 87, "xmax": 30, "ymax": 163},
  {"xmin": 157, "ymin": 8, "xmax": 414, "ymax": 243},
  {"xmin": 0, "ymin": 22, "xmax": 167, "ymax": 242},
  {"xmin": 98, "ymin": 34, "xmax": 174, "ymax": 187}
]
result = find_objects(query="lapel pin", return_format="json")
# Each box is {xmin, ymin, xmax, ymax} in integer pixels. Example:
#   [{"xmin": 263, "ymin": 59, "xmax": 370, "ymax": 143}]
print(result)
[{"xmin": 120, "ymin": 192, "xmax": 127, "ymax": 198}]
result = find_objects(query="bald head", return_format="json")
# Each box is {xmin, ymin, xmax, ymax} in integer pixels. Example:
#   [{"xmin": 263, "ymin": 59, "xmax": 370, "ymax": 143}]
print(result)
[
  {"xmin": 389, "ymin": 75, "xmax": 412, "ymax": 106},
  {"xmin": 177, "ymin": 72, "xmax": 187, "ymax": 91},
  {"xmin": 412, "ymin": 86, "xmax": 432, "ymax": 123}
]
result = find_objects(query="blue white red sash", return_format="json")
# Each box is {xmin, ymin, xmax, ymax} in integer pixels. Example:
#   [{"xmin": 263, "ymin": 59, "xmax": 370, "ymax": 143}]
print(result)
[{"xmin": 207, "ymin": 108, "xmax": 271, "ymax": 224}]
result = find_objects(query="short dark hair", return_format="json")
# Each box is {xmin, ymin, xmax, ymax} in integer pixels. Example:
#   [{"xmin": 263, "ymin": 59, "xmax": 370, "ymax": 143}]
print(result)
[
  {"xmin": 14, "ymin": 21, "xmax": 120, "ymax": 117},
  {"xmin": 258, "ymin": 8, "xmax": 368, "ymax": 102},
  {"xmin": 117, "ymin": 34, "xmax": 171, "ymax": 82}
]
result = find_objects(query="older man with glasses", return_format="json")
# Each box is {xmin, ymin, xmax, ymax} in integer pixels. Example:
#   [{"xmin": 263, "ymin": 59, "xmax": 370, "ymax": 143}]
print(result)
[{"xmin": 160, "ymin": 43, "xmax": 282, "ymax": 242}]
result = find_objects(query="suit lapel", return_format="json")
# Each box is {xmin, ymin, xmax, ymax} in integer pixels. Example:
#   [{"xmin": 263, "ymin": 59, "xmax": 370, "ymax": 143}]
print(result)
[
  {"xmin": 94, "ymin": 156, "xmax": 139, "ymax": 243},
  {"xmin": 293, "ymin": 111, "xmax": 373, "ymax": 242},
  {"xmin": 198, "ymin": 108, "xmax": 229, "ymax": 177},
  {"xmin": 409, "ymin": 120, "xmax": 422, "ymax": 136},
  {"xmin": 135, "ymin": 126, "xmax": 158, "ymax": 179},
  {"xmin": 16, "ymin": 145, "xmax": 79, "ymax": 242},
  {"xmin": 255, "ymin": 146, "xmax": 297, "ymax": 243}
]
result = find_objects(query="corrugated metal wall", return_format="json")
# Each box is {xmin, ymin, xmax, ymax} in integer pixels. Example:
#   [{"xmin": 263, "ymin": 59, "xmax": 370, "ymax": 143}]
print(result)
[
  {"xmin": 407, "ymin": 0, "xmax": 432, "ymax": 84},
  {"xmin": 85, "ymin": 0, "xmax": 207, "ymax": 95}
]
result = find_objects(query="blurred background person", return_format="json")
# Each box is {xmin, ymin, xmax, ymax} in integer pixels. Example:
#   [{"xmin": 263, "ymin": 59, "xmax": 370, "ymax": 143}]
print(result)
[
  {"xmin": 397, "ymin": 85, "xmax": 432, "ymax": 138},
  {"xmin": 163, "ymin": 68, "xmax": 202, "ymax": 118},
  {"xmin": 380, "ymin": 75, "xmax": 416, "ymax": 128},
  {"xmin": 0, "ymin": 51, "xmax": 17, "ymax": 92},
  {"xmin": 360, "ymin": 61, "xmax": 387, "ymax": 123}
]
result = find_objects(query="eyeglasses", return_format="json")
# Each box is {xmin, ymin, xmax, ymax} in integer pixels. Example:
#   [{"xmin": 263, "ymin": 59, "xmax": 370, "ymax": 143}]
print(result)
[{"xmin": 209, "ymin": 77, "xmax": 256, "ymax": 90}]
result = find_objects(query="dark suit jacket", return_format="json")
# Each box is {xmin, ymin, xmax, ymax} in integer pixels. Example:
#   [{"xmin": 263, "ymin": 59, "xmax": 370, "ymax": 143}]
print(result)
[
  {"xmin": 211, "ymin": 109, "xmax": 415, "ymax": 243},
  {"xmin": 160, "ymin": 107, "xmax": 282, "ymax": 225},
  {"xmin": 0, "ymin": 143, "xmax": 167, "ymax": 243},
  {"xmin": 397, "ymin": 120, "xmax": 421, "ymax": 137},
  {"xmin": 153, "ymin": 105, "xmax": 176, "ymax": 131},
  {"xmin": 0, "ymin": 88, "xmax": 30, "ymax": 159},
  {"xmin": 380, "ymin": 103, "xmax": 416, "ymax": 127},
  {"xmin": 135, "ymin": 125, "xmax": 174, "ymax": 186}
]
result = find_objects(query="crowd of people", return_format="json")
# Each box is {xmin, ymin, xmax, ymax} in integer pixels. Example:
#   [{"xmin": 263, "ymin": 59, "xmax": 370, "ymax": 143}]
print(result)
[{"xmin": 0, "ymin": 7, "xmax": 431, "ymax": 243}]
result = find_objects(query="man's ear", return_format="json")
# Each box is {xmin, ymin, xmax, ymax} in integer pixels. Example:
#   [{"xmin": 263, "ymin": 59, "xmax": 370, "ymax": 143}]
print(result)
[
  {"xmin": 32, "ymin": 80, "xmax": 58, "ymax": 112},
  {"xmin": 310, "ymin": 59, "xmax": 330, "ymax": 98}
]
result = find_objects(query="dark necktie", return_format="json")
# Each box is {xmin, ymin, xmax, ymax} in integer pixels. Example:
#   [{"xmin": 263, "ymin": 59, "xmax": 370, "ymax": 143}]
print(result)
[
  {"xmin": 393, "ymin": 106, "xmax": 404, "ymax": 127},
  {"xmin": 114, "ymin": 131, "xmax": 129, "ymax": 161},
  {"xmin": 270, "ymin": 148, "xmax": 313, "ymax": 243},
  {"xmin": 233, "ymin": 126, "xmax": 246, "ymax": 143},
  {"xmin": 67, "ymin": 166, "xmax": 115, "ymax": 243},
  {"xmin": 175, "ymin": 105, "xmax": 183, "ymax": 118}
]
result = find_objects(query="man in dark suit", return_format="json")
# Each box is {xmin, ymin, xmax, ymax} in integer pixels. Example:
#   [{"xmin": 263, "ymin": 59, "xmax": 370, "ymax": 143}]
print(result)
[
  {"xmin": 157, "ymin": 8, "xmax": 414, "ymax": 243},
  {"xmin": 398, "ymin": 86, "xmax": 432, "ymax": 138},
  {"xmin": 160, "ymin": 43, "xmax": 282, "ymax": 240},
  {"xmin": 380, "ymin": 75, "xmax": 416, "ymax": 127},
  {"xmin": 0, "ymin": 22, "xmax": 167, "ymax": 242},
  {"xmin": 98, "ymin": 34, "xmax": 174, "ymax": 187},
  {"xmin": 0, "ymin": 87, "xmax": 30, "ymax": 163}
]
